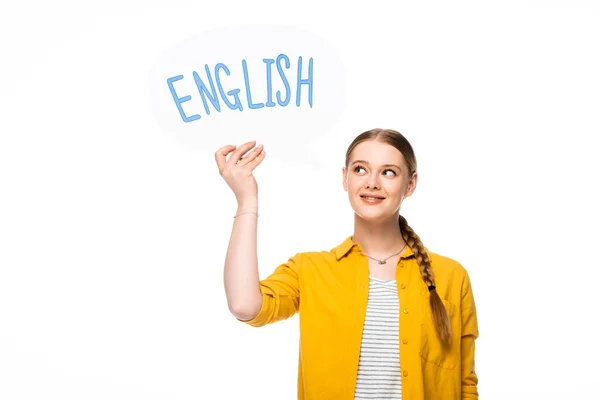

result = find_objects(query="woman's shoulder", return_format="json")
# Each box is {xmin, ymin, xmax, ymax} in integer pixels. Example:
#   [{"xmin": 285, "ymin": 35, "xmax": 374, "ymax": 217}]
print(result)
[
  {"xmin": 425, "ymin": 249, "xmax": 477, "ymax": 299},
  {"xmin": 294, "ymin": 248, "xmax": 340, "ymax": 268},
  {"xmin": 286, "ymin": 236, "xmax": 354, "ymax": 269},
  {"xmin": 426, "ymin": 249, "xmax": 472, "ymax": 280}
]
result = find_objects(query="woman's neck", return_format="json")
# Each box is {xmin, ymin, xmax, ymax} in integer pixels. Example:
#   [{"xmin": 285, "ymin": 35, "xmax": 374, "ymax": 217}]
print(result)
[{"xmin": 352, "ymin": 214, "xmax": 406, "ymax": 258}]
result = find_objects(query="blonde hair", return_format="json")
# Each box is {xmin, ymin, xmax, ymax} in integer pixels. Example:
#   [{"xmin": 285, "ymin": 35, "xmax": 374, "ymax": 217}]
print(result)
[{"xmin": 345, "ymin": 128, "xmax": 452, "ymax": 345}]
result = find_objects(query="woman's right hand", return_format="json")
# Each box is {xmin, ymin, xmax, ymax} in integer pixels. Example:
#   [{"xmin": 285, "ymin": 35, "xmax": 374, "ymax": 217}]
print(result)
[{"xmin": 215, "ymin": 140, "xmax": 266, "ymax": 203}]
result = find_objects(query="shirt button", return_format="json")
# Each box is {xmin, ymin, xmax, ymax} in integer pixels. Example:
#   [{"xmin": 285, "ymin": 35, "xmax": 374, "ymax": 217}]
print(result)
[
  {"xmin": 400, "ymin": 284, "xmax": 406, "ymax": 290},
  {"xmin": 403, "ymin": 371, "xmax": 408, "ymax": 377},
  {"xmin": 399, "ymin": 263, "xmax": 405, "ymax": 268},
  {"xmin": 402, "ymin": 339, "xmax": 408, "ymax": 344},
  {"xmin": 403, "ymin": 309, "xmax": 409, "ymax": 314}
]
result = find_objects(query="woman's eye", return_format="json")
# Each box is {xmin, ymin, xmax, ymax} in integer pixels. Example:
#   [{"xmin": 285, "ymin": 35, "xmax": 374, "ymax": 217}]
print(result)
[{"xmin": 354, "ymin": 166, "xmax": 396, "ymax": 176}]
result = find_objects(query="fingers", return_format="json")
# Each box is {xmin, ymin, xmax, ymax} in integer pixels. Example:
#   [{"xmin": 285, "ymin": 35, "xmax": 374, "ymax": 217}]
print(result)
[
  {"xmin": 247, "ymin": 147, "xmax": 266, "ymax": 169},
  {"xmin": 238, "ymin": 143, "xmax": 264, "ymax": 167},
  {"xmin": 215, "ymin": 141, "xmax": 264, "ymax": 174},
  {"xmin": 226, "ymin": 140, "xmax": 258, "ymax": 167},
  {"xmin": 215, "ymin": 144, "xmax": 237, "ymax": 174}
]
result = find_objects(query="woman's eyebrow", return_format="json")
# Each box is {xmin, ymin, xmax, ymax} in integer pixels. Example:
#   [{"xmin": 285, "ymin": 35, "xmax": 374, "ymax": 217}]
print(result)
[{"xmin": 351, "ymin": 160, "xmax": 401, "ymax": 169}]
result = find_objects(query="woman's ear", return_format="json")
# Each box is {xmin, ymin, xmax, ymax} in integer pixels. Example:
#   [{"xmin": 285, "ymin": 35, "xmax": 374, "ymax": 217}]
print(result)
[
  {"xmin": 342, "ymin": 167, "xmax": 348, "ymax": 192},
  {"xmin": 404, "ymin": 172, "xmax": 418, "ymax": 198}
]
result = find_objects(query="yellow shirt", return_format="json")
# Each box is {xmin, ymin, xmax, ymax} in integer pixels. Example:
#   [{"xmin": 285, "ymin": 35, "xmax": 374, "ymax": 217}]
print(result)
[{"xmin": 238, "ymin": 235, "xmax": 479, "ymax": 399}]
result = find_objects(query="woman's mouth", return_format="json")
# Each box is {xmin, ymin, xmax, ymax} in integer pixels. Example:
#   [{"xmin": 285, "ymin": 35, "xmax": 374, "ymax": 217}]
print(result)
[{"xmin": 360, "ymin": 195, "xmax": 385, "ymax": 205}]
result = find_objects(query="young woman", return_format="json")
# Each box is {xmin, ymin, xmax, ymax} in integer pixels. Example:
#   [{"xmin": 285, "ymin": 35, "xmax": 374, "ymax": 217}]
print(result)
[{"xmin": 216, "ymin": 128, "xmax": 479, "ymax": 400}]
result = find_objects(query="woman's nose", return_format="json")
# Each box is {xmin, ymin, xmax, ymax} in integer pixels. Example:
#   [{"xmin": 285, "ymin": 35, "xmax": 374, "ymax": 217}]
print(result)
[{"xmin": 366, "ymin": 175, "xmax": 380, "ymax": 189}]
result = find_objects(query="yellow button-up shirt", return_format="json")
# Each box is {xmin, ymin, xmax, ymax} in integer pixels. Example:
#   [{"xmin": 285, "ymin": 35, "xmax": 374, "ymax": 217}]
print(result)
[{"xmin": 238, "ymin": 235, "xmax": 479, "ymax": 399}]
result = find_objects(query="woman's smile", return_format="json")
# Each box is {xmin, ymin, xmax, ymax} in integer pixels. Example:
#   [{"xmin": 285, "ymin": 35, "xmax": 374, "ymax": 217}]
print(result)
[{"xmin": 360, "ymin": 195, "xmax": 385, "ymax": 205}]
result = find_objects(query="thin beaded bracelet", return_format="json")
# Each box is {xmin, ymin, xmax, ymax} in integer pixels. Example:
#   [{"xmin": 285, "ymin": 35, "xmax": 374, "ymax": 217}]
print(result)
[{"xmin": 234, "ymin": 211, "xmax": 259, "ymax": 218}]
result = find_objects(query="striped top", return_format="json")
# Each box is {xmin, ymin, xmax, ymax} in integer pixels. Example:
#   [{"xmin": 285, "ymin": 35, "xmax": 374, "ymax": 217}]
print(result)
[{"xmin": 353, "ymin": 276, "xmax": 402, "ymax": 400}]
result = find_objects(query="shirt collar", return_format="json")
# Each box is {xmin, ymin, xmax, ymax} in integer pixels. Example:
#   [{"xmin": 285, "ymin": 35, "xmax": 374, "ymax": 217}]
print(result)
[{"xmin": 332, "ymin": 235, "xmax": 420, "ymax": 261}]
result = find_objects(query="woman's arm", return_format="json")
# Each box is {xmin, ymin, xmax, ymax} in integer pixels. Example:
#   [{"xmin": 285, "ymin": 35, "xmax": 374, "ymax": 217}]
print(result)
[
  {"xmin": 461, "ymin": 336, "xmax": 478, "ymax": 399},
  {"xmin": 215, "ymin": 141, "xmax": 266, "ymax": 321},
  {"xmin": 460, "ymin": 269, "xmax": 479, "ymax": 400},
  {"xmin": 236, "ymin": 252, "xmax": 302, "ymax": 327},
  {"xmin": 224, "ymin": 197, "xmax": 301, "ymax": 326},
  {"xmin": 224, "ymin": 198, "xmax": 262, "ymax": 321},
  {"xmin": 216, "ymin": 141, "xmax": 299, "ymax": 326}
]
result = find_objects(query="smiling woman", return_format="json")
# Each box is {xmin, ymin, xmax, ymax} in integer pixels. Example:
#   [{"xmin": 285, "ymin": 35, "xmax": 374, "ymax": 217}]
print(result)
[{"xmin": 218, "ymin": 128, "xmax": 479, "ymax": 400}]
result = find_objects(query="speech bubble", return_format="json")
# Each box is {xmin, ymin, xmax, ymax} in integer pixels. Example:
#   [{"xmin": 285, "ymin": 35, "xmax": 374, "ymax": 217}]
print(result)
[{"xmin": 149, "ymin": 24, "xmax": 346, "ymax": 167}]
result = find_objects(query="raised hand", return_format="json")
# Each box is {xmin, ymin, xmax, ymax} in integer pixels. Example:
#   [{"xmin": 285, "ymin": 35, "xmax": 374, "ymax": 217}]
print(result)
[{"xmin": 215, "ymin": 140, "xmax": 265, "ymax": 204}]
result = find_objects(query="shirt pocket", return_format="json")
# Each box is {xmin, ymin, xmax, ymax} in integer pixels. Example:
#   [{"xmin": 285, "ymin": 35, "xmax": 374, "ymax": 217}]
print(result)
[{"xmin": 419, "ymin": 297, "xmax": 459, "ymax": 370}]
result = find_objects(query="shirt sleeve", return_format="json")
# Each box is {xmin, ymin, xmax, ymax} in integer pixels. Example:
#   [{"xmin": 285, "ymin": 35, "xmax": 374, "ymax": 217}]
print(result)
[
  {"xmin": 236, "ymin": 252, "xmax": 302, "ymax": 327},
  {"xmin": 460, "ymin": 268, "xmax": 479, "ymax": 400}
]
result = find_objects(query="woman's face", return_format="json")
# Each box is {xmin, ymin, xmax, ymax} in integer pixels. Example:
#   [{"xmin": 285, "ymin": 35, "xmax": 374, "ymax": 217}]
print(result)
[{"xmin": 342, "ymin": 140, "xmax": 417, "ymax": 222}]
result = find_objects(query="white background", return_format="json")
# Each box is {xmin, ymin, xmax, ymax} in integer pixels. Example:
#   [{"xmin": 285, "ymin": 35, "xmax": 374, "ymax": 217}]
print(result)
[{"xmin": 1, "ymin": 1, "xmax": 599, "ymax": 399}]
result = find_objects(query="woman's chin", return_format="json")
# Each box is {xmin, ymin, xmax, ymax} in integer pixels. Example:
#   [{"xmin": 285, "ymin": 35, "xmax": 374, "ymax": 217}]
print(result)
[{"xmin": 353, "ymin": 208, "xmax": 390, "ymax": 222}]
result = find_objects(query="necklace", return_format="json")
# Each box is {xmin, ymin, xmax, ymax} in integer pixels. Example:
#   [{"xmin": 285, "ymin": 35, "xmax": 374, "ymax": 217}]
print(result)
[{"xmin": 363, "ymin": 243, "xmax": 407, "ymax": 265}]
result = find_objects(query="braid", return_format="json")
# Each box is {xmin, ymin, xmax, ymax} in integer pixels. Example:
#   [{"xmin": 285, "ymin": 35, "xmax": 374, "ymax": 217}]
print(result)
[{"xmin": 399, "ymin": 214, "xmax": 452, "ymax": 346}]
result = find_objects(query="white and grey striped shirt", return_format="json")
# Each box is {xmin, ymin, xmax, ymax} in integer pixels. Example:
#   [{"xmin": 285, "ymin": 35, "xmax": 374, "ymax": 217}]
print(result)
[{"xmin": 353, "ymin": 276, "xmax": 402, "ymax": 400}]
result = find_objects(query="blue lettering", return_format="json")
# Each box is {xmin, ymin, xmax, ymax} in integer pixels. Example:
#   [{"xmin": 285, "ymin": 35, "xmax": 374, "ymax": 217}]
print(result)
[
  {"xmin": 166, "ymin": 75, "xmax": 201, "ymax": 122},
  {"xmin": 215, "ymin": 63, "xmax": 243, "ymax": 111},
  {"xmin": 168, "ymin": 54, "xmax": 313, "ymax": 122},
  {"xmin": 193, "ymin": 65, "xmax": 221, "ymax": 115},
  {"xmin": 263, "ymin": 58, "xmax": 276, "ymax": 107},
  {"xmin": 276, "ymin": 54, "xmax": 291, "ymax": 106},
  {"xmin": 242, "ymin": 59, "xmax": 264, "ymax": 109},
  {"xmin": 296, "ymin": 56, "xmax": 313, "ymax": 107}
]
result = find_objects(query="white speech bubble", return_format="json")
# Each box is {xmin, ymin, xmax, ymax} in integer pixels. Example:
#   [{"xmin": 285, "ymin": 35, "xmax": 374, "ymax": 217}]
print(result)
[{"xmin": 148, "ymin": 24, "xmax": 346, "ymax": 167}]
